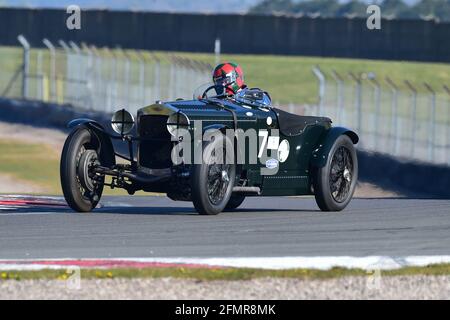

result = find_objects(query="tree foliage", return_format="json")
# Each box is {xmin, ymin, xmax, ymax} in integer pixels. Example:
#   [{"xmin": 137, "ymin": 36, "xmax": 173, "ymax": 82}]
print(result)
[{"xmin": 250, "ymin": 0, "xmax": 450, "ymax": 21}]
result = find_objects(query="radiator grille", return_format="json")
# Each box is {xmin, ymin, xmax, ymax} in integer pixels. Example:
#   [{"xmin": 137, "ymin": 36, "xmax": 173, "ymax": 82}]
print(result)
[{"xmin": 138, "ymin": 115, "xmax": 173, "ymax": 169}]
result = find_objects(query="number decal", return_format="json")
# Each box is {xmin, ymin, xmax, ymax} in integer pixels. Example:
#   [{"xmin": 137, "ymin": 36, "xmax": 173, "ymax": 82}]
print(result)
[{"xmin": 258, "ymin": 130, "xmax": 268, "ymax": 158}]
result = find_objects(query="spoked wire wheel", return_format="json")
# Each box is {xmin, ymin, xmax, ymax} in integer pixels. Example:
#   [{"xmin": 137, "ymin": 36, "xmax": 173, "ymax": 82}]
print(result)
[
  {"xmin": 192, "ymin": 134, "xmax": 236, "ymax": 215},
  {"xmin": 206, "ymin": 157, "xmax": 232, "ymax": 206},
  {"xmin": 312, "ymin": 135, "xmax": 358, "ymax": 211},
  {"xmin": 60, "ymin": 127, "xmax": 104, "ymax": 212},
  {"xmin": 75, "ymin": 146, "xmax": 103, "ymax": 203},
  {"xmin": 329, "ymin": 146, "xmax": 354, "ymax": 203}
]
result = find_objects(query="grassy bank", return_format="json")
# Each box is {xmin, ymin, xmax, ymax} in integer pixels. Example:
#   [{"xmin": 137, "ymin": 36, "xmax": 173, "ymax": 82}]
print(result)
[
  {"xmin": 178, "ymin": 52, "xmax": 450, "ymax": 104},
  {"xmin": 0, "ymin": 138, "xmax": 146, "ymax": 196},
  {"xmin": 1, "ymin": 46, "xmax": 450, "ymax": 105},
  {"xmin": 0, "ymin": 139, "xmax": 60, "ymax": 194},
  {"xmin": 1, "ymin": 263, "xmax": 450, "ymax": 281}
]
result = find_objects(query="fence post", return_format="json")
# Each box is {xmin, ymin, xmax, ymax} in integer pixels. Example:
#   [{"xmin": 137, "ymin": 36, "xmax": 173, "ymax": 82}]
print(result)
[
  {"xmin": 36, "ymin": 50, "xmax": 43, "ymax": 100},
  {"xmin": 17, "ymin": 35, "xmax": 30, "ymax": 99},
  {"xmin": 82, "ymin": 43, "xmax": 95, "ymax": 110},
  {"xmin": 104, "ymin": 47, "xmax": 118, "ymax": 110},
  {"xmin": 404, "ymin": 80, "xmax": 417, "ymax": 159},
  {"xmin": 369, "ymin": 78, "xmax": 381, "ymax": 151},
  {"xmin": 312, "ymin": 66, "xmax": 325, "ymax": 116},
  {"xmin": 118, "ymin": 48, "xmax": 131, "ymax": 108},
  {"xmin": 424, "ymin": 83, "xmax": 436, "ymax": 162},
  {"xmin": 136, "ymin": 51, "xmax": 147, "ymax": 107},
  {"xmin": 214, "ymin": 38, "xmax": 221, "ymax": 65},
  {"xmin": 386, "ymin": 77, "xmax": 399, "ymax": 156},
  {"xmin": 444, "ymin": 85, "xmax": 450, "ymax": 164},
  {"xmin": 288, "ymin": 103, "xmax": 294, "ymax": 114},
  {"xmin": 151, "ymin": 52, "xmax": 161, "ymax": 102},
  {"xmin": 58, "ymin": 40, "xmax": 71, "ymax": 104},
  {"xmin": 70, "ymin": 41, "xmax": 84, "ymax": 106},
  {"xmin": 331, "ymin": 70, "xmax": 344, "ymax": 124},
  {"xmin": 349, "ymin": 72, "xmax": 362, "ymax": 138},
  {"xmin": 43, "ymin": 38, "xmax": 56, "ymax": 101}
]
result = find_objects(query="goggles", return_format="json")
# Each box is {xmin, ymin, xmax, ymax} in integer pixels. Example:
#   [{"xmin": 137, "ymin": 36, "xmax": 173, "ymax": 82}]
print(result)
[{"xmin": 213, "ymin": 72, "xmax": 237, "ymax": 87}]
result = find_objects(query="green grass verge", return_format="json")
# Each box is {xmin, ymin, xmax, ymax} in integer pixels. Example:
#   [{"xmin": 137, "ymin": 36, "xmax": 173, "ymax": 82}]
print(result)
[
  {"xmin": 177, "ymin": 52, "xmax": 450, "ymax": 105},
  {"xmin": 1, "ymin": 264, "xmax": 450, "ymax": 281},
  {"xmin": 2, "ymin": 45, "xmax": 450, "ymax": 105},
  {"xmin": 0, "ymin": 139, "xmax": 61, "ymax": 194},
  {"xmin": 0, "ymin": 138, "xmax": 154, "ymax": 196}
]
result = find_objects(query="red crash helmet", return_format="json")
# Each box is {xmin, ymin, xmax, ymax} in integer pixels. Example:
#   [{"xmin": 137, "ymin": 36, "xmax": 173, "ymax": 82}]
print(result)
[{"xmin": 212, "ymin": 62, "xmax": 245, "ymax": 94}]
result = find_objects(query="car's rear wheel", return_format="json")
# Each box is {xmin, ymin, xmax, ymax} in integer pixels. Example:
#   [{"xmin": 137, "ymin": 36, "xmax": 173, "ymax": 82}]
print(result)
[
  {"xmin": 312, "ymin": 135, "xmax": 358, "ymax": 211},
  {"xmin": 191, "ymin": 134, "xmax": 235, "ymax": 215},
  {"xmin": 225, "ymin": 194, "xmax": 246, "ymax": 211},
  {"xmin": 60, "ymin": 126, "xmax": 104, "ymax": 212}
]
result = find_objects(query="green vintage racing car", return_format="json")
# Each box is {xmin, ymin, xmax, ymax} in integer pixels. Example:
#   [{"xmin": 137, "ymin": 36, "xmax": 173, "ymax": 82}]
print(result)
[{"xmin": 60, "ymin": 85, "xmax": 359, "ymax": 215}]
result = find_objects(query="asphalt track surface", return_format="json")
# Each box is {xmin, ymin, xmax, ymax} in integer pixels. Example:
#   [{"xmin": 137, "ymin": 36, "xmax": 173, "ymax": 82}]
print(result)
[{"xmin": 0, "ymin": 196, "xmax": 449, "ymax": 260}]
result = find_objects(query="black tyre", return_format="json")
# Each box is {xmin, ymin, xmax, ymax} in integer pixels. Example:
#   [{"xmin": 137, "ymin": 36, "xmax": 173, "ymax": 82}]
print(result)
[
  {"xmin": 225, "ymin": 194, "xmax": 246, "ymax": 211},
  {"xmin": 60, "ymin": 126, "xmax": 104, "ymax": 212},
  {"xmin": 191, "ymin": 134, "xmax": 236, "ymax": 215},
  {"xmin": 312, "ymin": 135, "xmax": 358, "ymax": 211}
]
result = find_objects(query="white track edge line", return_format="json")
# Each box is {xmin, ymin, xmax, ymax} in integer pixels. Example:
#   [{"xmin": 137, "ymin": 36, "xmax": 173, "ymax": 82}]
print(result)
[{"xmin": 1, "ymin": 255, "xmax": 450, "ymax": 271}]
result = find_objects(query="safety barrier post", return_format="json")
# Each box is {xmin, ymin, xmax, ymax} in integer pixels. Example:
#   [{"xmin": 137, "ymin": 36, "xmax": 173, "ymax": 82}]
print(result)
[
  {"xmin": 42, "ymin": 75, "xmax": 49, "ymax": 102},
  {"xmin": 58, "ymin": 40, "xmax": 71, "ymax": 105},
  {"xmin": 214, "ymin": 38, "xmax": 221, "ymax": 65},
  {"xmin": 56, "ymin": 76, "xmax": 64, "ymax": 104},
  {"xmin": 82, "ymin": 43, "xmax": 96, "ymax": 110},
  {"xmin": 369, "ymin": 78, "xmax": 381, "ymax": 151},
  {"xmin": 312, "ymin": 66, "xmax": 326, "ymax": 116},
  {"xmin": 43, "ymin": 39, "xmax": 56, "ymax": 101},
  {"xmin": 386, "ymin": 77, "xmax": 399, "ymax": 156},
  {"xmin": 349, "ymin": 72, "xmax": 362, "ymax": 140},
  {"xmin": 103, "ymin": 47, "xmax": 118, "ymax": 110},
  {"xmin": 69, "ymin": 41, "xmax": 84, "ymax": 105},
  {"xmin": 331, "ymin": 70, "xmax": 344, "ymax": 125},
  {"xmin": 150, "ymin": 52, "xmax": 161, "ymax": 102},
  {"xmin": 136, "ymin": 51, "xmax": 147, "ymax": 107},
  {"xmin": 17, "ymin": 35, "xmax": 30, "ymax": 99},
  {"xmin": 443, "ymin": 85, "xmax": 450, "ymax": 165},
  {"xmin": 424, "ymin": 83, "xmax": 436, "ymax": 162},
  {"xmin": 90, "ymin": 45, "xmax": 104, "ymax": 111},
  {"xmin": 118, "ymin": 48, "xmax": 131, "ymax": 108},
  {"xmin": 405, "ymin": 80, "xmax": 418, "ymax": 158}
]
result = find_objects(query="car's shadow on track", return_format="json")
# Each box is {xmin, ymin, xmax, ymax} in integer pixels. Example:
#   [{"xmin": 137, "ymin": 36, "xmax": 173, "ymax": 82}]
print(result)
[
  {"xmin": 94, "ymin": 206, "xmax": 318, "ymax": 216},
  {"xmin": 96, "ymin": 206, "xmax": 198, "ymax": 215}
]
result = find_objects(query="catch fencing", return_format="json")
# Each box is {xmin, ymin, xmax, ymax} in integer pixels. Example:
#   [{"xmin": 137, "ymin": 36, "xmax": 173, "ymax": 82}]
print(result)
[
  {"xmin": 1, "ymin": 35, "xmax": 449, "ymax": 167},
  {"xmin": 1, "ymin": 35, "xmax": 212, "ymax": 114},
  {"xmin": 299, "ymin": 67, "xmax": 450, "ymax": 166}
]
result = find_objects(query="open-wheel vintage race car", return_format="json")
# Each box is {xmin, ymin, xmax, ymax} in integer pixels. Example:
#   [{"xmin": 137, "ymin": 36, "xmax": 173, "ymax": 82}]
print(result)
[{"xmin": 60, "ymin": 84, "xmax": 359, "ymax": 215}]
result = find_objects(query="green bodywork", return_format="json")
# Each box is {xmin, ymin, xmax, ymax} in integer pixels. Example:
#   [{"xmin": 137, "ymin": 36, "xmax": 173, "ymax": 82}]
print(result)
[{"xmin": 137, "ymin": 98, "xmax": 358, "ymax": 197}]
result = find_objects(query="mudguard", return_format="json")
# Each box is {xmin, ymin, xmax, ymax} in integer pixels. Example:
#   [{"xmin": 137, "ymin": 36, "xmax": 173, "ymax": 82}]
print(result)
[
  {"xmin": 310, "ymin": 126, "xmax": 359, "ymax": 168},
  {"xmin": 67, "ymin": 118, "xmax": 116, "ymax": 167}
]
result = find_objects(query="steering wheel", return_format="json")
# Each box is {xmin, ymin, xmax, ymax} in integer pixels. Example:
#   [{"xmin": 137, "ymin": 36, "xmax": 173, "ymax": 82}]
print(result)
[{"xmin": 201, "ymin": 85, "xmax": 228, "ymax": 99}]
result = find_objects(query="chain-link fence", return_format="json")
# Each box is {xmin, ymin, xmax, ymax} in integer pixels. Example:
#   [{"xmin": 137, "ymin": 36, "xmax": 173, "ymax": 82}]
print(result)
[
  {"xmin": 1, "ymin": 35, "xmax": 212, "ymax": 115},
  {"xmin": 1, "ymin": 35, "xmax": 449, "ymax": 167},
  {"xmin": 294, "ymin": 67, "xmax": 450, "ymax": 166}
]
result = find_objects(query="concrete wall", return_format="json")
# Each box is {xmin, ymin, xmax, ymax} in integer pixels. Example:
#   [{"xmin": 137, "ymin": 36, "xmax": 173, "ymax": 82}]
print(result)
[{"xmin": 0, "ymin": 8, "xmax": 449, "ymax": 62}]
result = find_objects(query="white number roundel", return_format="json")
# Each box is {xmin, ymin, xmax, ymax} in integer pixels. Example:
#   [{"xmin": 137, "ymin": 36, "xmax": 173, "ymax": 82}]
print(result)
[{"xmin": 277, "ymin": 139, "xmax": 290, "ymax": 163}]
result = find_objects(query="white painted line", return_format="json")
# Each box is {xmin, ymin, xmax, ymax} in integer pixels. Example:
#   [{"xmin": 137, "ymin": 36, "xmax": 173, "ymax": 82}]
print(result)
[
  {"xmin": 1, "ymin": 256, "xmax": 450, "ymax": 271},
  {"xmin": 125, "ymin": 256, "xmax": 450, "ymax": 270}
]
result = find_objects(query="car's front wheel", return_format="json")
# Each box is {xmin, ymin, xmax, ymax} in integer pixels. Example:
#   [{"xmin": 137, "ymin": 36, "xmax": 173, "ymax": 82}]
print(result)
[
  {"xmin": 225, "ymin": 194, "xmax": 246, "ymax": 211},
  {"xmin": 191, "ymin": 134, "xmax": 235, "ymax": 215},
  {"xmin": 60, "ymin": 126, "xmax": 104, "ymax": 212},
  {"xmin": 312, "ymin": 135, "xmax": 358, "ymax": 211}
]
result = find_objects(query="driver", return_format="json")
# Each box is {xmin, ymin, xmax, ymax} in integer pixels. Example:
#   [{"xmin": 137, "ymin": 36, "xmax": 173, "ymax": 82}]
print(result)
[
  {"xmin": 212, "ymin": 62, "xmax": 271, "ymax": 108},
  {"xmin": 212, "ymin": 62, "xmax": 246, "ymax": 96}
]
